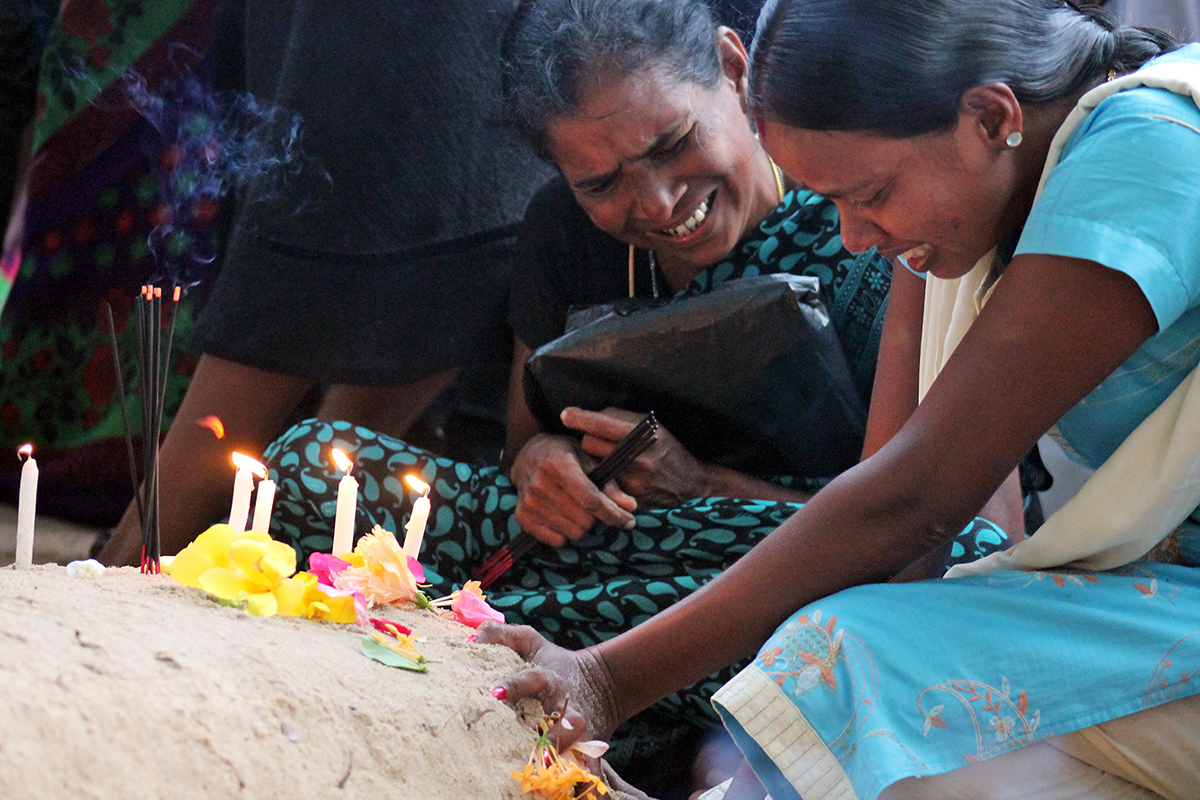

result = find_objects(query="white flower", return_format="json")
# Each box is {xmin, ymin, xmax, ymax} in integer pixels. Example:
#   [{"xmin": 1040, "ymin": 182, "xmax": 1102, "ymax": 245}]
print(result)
[{"xmin": 66, "ymin": 559, "xmax": 106, "ymax": 579}]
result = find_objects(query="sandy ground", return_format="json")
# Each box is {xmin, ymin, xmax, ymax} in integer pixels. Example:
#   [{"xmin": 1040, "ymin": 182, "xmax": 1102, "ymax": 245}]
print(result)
[{"xmin": 0, "ymin": 564, "xmax": 537, "ymax": 800}]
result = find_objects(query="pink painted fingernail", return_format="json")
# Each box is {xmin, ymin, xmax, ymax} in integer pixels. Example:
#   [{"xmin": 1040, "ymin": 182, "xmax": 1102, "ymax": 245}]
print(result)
[
  {"xmin": 560, "ymin": 717, "xmax": 574, "ymax": 730},
  {"xmin": 491, "ymin": 686, "xmax": 507, "ymax": 700}
]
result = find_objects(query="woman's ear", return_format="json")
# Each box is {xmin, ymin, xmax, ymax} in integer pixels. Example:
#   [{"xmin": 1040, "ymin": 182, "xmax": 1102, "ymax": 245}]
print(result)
[
  {"xmin": 716, "ymin": 26, "xmax": 751, "ymax": 112},
  {"xmin": 958, "ymin": 83, "xmax": 1024, "ymax": 151}
]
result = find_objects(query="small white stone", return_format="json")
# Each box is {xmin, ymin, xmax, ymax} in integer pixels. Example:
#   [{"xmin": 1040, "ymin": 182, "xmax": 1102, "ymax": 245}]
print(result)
[{"xmin": 65, "ymin": 559, "xmax": 106, "ymax": 579}]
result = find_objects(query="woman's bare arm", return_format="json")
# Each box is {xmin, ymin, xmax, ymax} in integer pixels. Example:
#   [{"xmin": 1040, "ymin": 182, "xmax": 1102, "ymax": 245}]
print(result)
[{"xmin": 517, "ymin": 254, "xmax": 1158, "ymax": 726}]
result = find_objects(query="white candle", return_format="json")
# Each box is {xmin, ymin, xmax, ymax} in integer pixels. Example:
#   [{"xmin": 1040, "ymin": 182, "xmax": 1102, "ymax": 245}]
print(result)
[
  {"xmin": 331, "ymin": 449, "xmax": 357, "ymax": 556},
  {"xmin": 229, "ymin": 452, "xmax": 268, "ymax": 534},
  {"xmin": 251, "ymin": 478, "xmax": 276, "ymax": 532},
  {"xmin": 402, "ymin": 475, "xmax": 431, "ymax": 560},
  {"xmin": 228, "ymin": 465, "xmax": 254, "ymax": 534},
  {"xmin": 15, "ymin": 445, "xmax": 37, "ymax": 569}
]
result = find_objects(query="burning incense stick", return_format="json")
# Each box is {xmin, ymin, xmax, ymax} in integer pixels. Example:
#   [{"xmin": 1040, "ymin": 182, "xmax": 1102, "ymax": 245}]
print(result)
[{"xmin": 106, "ymin": 283, "xmax": 182, "ymax": 572}]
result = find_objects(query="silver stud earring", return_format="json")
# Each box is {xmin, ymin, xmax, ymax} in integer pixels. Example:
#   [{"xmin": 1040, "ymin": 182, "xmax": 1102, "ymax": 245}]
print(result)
[{"xmin": 1005, "ymin": 131, "xmax": 1023, "ymax": 148}]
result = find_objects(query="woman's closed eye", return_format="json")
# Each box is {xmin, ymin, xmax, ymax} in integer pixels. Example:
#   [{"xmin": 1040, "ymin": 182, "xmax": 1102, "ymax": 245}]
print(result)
[
  {"xmin": 851, "ymin": 186, "xmax": 888, "ymax": 209},
  {"xmin": 583, "ymin": 177, "xmax": 616, "ymax": 197},
  {"xmin": 655, "ymin": 123, "xmax": 697, "ymax": 161}
]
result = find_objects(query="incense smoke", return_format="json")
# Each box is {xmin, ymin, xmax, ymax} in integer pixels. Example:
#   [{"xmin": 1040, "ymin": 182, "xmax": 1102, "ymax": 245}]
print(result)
[{"xmin": 119, "ymin": 46, "xmax": 309, "ymax": 289}]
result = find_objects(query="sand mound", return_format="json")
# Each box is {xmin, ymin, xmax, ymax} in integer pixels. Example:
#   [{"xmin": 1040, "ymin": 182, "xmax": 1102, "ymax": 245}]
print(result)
[{"xmin": 0, "ymin": 565, "xmax": 535, "ymax": 799}]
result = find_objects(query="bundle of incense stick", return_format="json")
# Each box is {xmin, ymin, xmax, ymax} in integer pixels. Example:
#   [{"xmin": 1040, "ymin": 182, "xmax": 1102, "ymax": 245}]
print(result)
[
  {"xmin": 105, "ymin": 284, "xmax": 181, "ymax": 573},
  {"xmin": 473, "ymin": 412, "xmax": 658, "ymax": 589}
]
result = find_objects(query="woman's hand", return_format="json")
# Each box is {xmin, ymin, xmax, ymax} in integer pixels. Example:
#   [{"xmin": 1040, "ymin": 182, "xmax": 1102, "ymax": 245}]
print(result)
[
  {"xmin": 510, "ymin": 433, "xmax": 638, "ymax": 547},
  {"xmin": 477, "ymin": 622, "xmax": 623, "ymax": 746},
  {"xmin": 562, "ymin": 407, "xmax": 711, "ymax": 508}
]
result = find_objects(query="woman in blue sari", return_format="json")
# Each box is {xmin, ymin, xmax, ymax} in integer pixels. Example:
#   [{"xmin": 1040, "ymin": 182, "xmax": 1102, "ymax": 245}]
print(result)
[{"xmin": 482, "ymin": 1, "xmax": 1200, "ymax": 797}]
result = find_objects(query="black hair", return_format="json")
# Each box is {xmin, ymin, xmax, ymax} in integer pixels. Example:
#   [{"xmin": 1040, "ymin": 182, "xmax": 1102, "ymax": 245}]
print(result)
[
  {"xmin": 750, "ymin": 0, "xmax": 1179, "ymax": 137},
  {"xmin": 501, "ymin": 0, "xmax": 724, "ymax": 157}
]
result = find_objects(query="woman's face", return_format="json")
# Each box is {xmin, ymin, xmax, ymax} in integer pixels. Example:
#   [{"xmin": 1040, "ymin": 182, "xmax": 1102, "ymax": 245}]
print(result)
[
  {"xmin": 544, "ymin": 33, "xmax": 778, "ymax": 274},
  {"xmin": 759, "ymin": 114, "xmax": 1020, "ymax": 280}
]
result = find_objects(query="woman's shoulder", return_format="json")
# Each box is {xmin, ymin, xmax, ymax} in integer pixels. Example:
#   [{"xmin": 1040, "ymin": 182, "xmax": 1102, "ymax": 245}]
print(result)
[{"xmin": 1073, "ymin": 43, "xmax": 1200, "ymax": 147}]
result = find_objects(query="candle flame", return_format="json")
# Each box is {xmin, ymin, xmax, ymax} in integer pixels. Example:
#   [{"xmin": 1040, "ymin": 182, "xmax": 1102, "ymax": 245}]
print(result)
[
  {"xmin": 231, "ymin": 451, "xmax": 268, "ymax": 479},
  {"xmin": 331, "ymin": 448, "xmax": 353, "ymax": 475},
  {"xmin": 173, "ymin": 286, "xmax": 181, "ymax": 302},
  {"xmin": 17, "ymin": 443, "xmax": 33, "ymax": 461},
  {"xmin": 196, "ymin": 415, "xmax": 225, "ymax": 439},
  {"xmin": 404, "ymin": 474, "xmax": 429, "ymax": 495}
]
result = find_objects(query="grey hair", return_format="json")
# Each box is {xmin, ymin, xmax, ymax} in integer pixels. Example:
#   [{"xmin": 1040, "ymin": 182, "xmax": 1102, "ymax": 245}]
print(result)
[{"xmin": 501, "ymin": 0, "xmax": 724, "ymax": 157}]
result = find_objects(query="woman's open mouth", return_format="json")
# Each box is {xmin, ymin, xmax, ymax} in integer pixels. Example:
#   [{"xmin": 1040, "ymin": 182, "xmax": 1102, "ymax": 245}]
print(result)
[
  {"xmin": 897, "ymin": 243, "xmax": 932, "ymax": 272},
  {"xmin": 660, "ymin": 190, "xmax": 716, "ymax": 238}
]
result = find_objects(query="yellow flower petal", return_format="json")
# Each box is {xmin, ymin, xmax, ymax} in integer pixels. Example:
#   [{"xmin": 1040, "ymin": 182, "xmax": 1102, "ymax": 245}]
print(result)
[
  {"xmin": 163, "ymin": 524, "xmax": 236, "ymax": 589},
  {"xmin": 310, "ymin": 594, "xmax": 358, "ymax": 623},
  {"xmin": 259, "ymin": 541, "xmax": 298, "ymax": 584},
  {"xmin": 273, "ymin": 576, "xmax": 308, "ymax": 617},
  {"xmin": 197, "ymin": 566, "xmax": 254, "ymax": 601},
  {"xmin": 243, "ymin": 591, "xmax": 278, "ymax": 617},
  {"xmin": 229, "ymin": 537, "xmax": 269, "ymax": 570}
]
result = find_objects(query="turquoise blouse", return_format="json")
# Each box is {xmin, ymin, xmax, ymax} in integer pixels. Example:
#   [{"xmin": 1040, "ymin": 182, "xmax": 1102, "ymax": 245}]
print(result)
[{"xmin": 1015, "ymin": 43, "xmax": 1200, "ymax": 468}]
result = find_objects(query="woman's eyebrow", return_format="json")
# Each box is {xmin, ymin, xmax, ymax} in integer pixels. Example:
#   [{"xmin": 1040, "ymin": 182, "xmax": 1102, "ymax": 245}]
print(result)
[
  {"xmin": 810, "ymin": 176, "xmax": 875, "ymax": 200},
  {"xmin": 570, "ymin": 120, "xmax": 687, "ymax": 192}
]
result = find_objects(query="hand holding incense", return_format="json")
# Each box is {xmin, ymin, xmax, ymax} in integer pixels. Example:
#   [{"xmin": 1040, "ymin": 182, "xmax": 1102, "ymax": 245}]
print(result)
[{"xmin": 472, "ymin": 412, "xmax": 659, "ymax": 588}]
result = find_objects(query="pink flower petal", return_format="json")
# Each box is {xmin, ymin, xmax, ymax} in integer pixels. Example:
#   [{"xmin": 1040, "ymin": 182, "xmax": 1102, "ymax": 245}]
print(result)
[
  {"xmin": 308, "ymin": 552, "xmax": 352, "ymax": 587},
  {"xmin": 406, "ymin": 555, "xmax": 425, "ymax": 583},
  {"xmin": 370, "ymin": 617, "xmax": 413, "ymax": 637},
  {"xmin": 451, "ymin": 589, "xmax": 506, "ymax": 629}
]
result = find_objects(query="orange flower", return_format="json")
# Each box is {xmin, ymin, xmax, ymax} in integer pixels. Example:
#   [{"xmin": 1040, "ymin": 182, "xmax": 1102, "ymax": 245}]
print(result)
[{"xmin": 509, "ymin": 720, "xmax": 608, "ymax": 800}]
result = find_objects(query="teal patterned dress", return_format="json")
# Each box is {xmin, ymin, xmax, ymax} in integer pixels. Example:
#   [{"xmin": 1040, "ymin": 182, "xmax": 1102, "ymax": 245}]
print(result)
[{"xmin": 263, "ymin": 190, "xmax": 1011, "ymax": 725}]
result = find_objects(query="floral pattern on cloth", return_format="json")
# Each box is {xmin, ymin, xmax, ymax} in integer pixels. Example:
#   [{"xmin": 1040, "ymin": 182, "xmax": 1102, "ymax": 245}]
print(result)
[{"xmin": 713, "ymin": 563, "xmax": 1200, "ymax": 800}]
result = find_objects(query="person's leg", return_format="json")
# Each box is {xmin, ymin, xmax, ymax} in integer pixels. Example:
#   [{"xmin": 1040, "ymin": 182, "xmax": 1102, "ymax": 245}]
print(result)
[
  {"xmin": 879, "ymin": 741, "xmax": 1163, "ymax": 800},
  {"xmin": 1049, "ymin": 693, "xmax": 1200, "ymax": 799},
  {"xmin": 98, "ymin": 354, "xmax": 314, "ymax": 565},
  {"xmin": 263, "ymin": 417, "xmax": 512, "ymax": 583},
  {"xmin": 316, "ymin": 367, "xmax": 459, "ymax": 439}
]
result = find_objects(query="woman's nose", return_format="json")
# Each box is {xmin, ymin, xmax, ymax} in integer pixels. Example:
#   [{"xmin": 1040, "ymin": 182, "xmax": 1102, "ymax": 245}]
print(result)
[
  {"xmin": 632, "ymin": 170, "xmax": 685, "ymax": 224},
  {"xmin": 836, "ymin": 206, "xmax": 885, "ymax": 254}
]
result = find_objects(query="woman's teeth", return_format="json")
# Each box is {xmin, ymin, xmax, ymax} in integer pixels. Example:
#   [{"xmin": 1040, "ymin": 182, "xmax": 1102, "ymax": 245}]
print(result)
[
  {"xmin": 898, "ymin": 244, "xmax": 931, "ymax": 268},
  {"xmin": 662, "ymin": 195, "xmax": 710, "ymax": 237}
]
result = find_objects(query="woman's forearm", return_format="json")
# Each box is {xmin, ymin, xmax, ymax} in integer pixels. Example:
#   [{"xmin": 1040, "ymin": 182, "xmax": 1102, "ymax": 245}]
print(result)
[
  {"xmin": 592, "ymin": 448, "xmax": 977, "ymax": 721},
  {"xmin": 701, "ymin": 463, "xmax": 812, "ymax": 504}
]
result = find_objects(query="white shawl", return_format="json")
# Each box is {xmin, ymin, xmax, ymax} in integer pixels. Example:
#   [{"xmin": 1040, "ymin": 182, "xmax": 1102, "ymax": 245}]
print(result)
[{"xmin": 928, "ymin": 60, "xmax": 1200, "ymax": 576}]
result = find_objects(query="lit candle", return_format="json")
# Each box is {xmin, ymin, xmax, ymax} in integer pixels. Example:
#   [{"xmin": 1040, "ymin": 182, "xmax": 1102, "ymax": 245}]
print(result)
[
  {"xmin": 402, "ymin": 475, "xmax": 431, "ymax": 560},
  {"xmin": 229, "ymin": 452, "xmax": 267, "ymax": 534},
  {"xmin": 251, "ymin": 478, "xmax": 276, "ymax": 532},
  {"xmin": 330, "ymin": 448, "xmax": 358, "ymax": 557},
  {"xmin": 15, "ymin": 444, "xmax": 37, "ymax": 570}
]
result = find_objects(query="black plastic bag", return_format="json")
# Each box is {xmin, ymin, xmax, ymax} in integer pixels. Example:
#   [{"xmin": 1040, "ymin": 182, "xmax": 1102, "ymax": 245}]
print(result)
[{"xmin": 523, "ymin": 273, "xmax": 867, "ymax": 480}]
